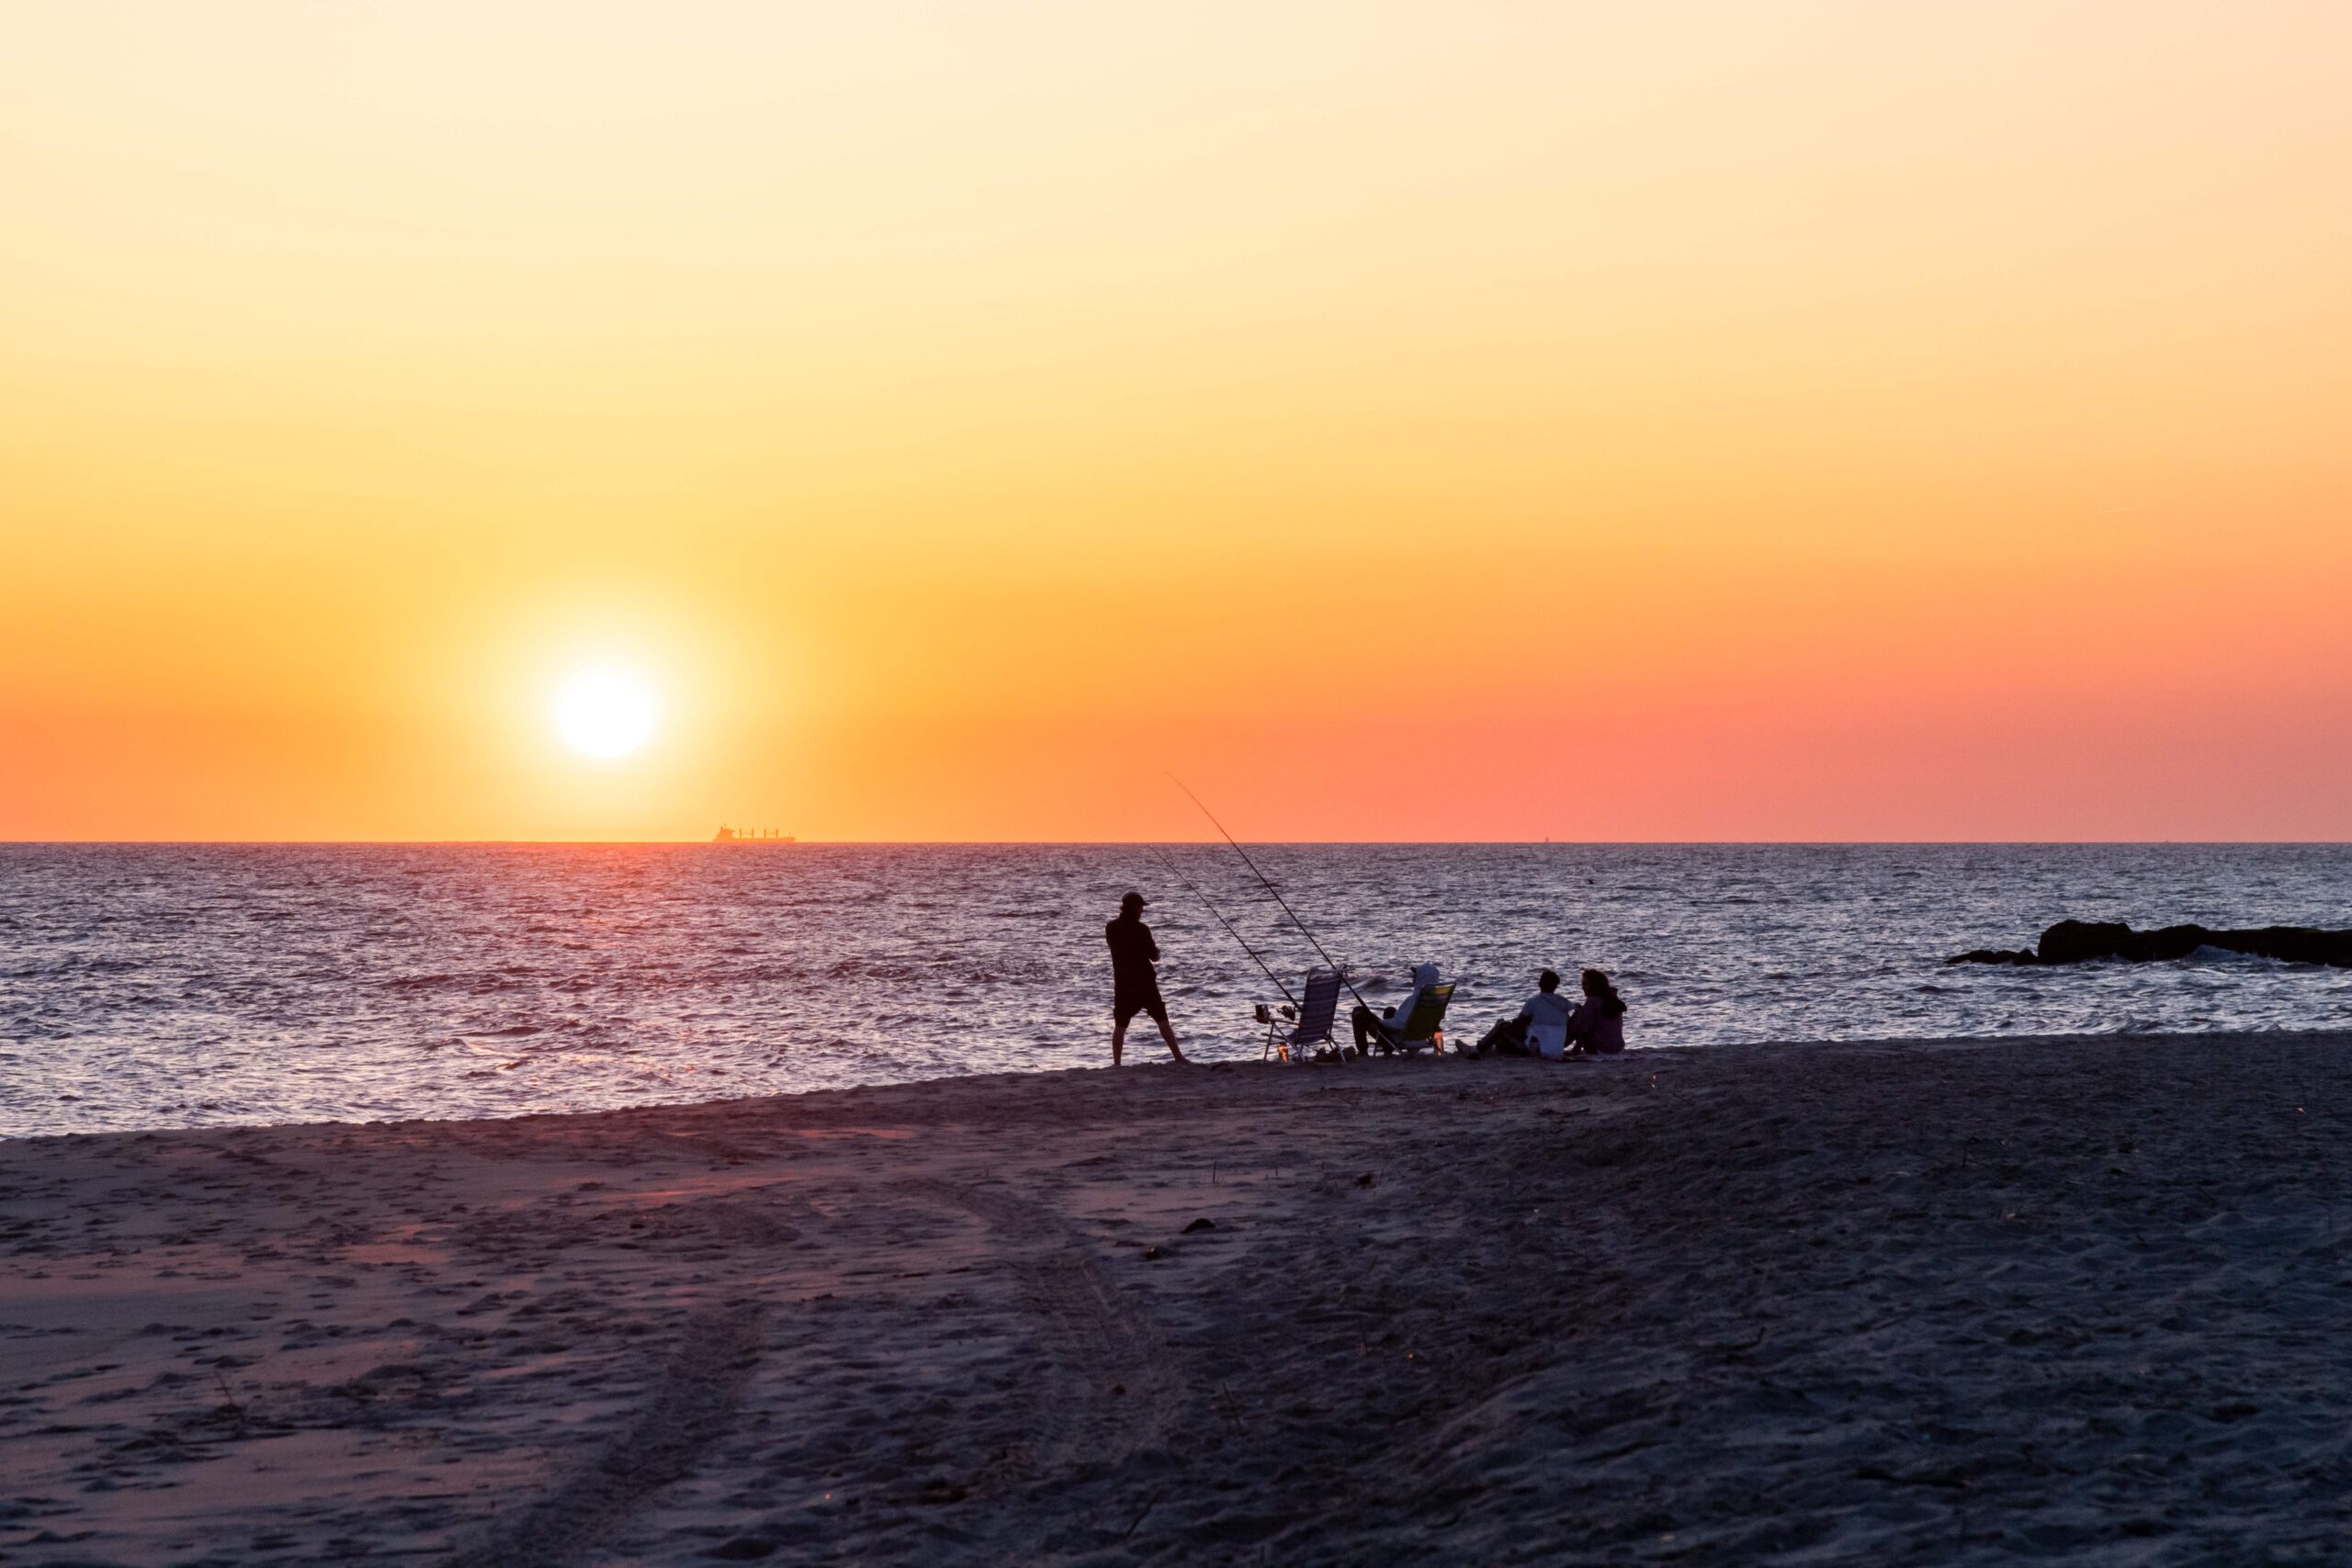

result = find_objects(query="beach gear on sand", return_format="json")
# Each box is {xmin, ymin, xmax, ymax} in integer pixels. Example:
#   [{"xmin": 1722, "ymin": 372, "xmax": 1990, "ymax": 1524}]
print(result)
[
  {"xmin": 1162, "ymin": 779, "xmax": 1482, "ymax": 1065},
  {"xmin": 1256, "ymin": 967, "xmax": 1343, "ymax": 1062},
  {"xmin": 1170, "ymin": 774, "xmax": 1376, "ymax": 1019}
]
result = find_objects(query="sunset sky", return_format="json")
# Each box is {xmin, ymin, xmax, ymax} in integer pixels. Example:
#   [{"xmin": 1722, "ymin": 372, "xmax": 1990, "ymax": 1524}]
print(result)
[{"xmin": 6, "ymin": 2, "xmax": 2349, "ymax": 840}]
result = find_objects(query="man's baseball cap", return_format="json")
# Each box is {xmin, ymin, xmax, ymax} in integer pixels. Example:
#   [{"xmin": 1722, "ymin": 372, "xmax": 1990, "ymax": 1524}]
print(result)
[{"xmin": 1120, "ymin": 890, "xmax": 1148, "ymax": 910}]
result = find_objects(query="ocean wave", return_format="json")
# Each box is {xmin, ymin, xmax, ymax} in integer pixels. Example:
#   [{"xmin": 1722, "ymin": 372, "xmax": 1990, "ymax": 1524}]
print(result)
[{"xmin": 7, "ymin": 841, "xmax": 2352, "ymax": 1134}]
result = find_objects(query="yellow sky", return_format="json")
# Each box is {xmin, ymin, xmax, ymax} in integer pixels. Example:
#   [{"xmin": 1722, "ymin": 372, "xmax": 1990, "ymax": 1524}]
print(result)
[{"xmin": 5, "ymin": 2, "xmax": 2349, "ymax": 840}]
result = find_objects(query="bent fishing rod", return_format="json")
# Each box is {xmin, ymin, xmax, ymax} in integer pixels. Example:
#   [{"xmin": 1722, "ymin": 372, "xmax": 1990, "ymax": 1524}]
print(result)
[
  {"xmin": 1148, "ymin": 845, "xmax": 1297, "ymax": 1008},
  {"xmin": 1168, "ymin": 774, "xmax": 1375, "ymax": 1014}
]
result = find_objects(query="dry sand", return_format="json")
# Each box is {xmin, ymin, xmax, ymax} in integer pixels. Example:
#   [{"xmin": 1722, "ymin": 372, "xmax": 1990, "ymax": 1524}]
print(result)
[{"xmin": 5, "ymin": 1032, "xmax": 2350, "ymax": 1566}]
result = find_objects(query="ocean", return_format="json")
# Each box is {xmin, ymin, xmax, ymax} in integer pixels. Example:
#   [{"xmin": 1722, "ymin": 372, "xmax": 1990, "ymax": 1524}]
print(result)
[{"xmin": 3, "ymin": 842, "xmax": 2347, "ymax": 1137}]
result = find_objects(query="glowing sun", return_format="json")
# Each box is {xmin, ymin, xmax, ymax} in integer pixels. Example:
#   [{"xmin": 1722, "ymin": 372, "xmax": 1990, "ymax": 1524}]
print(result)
[{"xmin": 554, "ymin": 670, "xmax": 658, "ymax": 759}]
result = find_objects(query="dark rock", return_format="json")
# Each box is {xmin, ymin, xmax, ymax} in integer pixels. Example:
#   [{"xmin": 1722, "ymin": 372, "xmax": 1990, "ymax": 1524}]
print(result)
[
  {"xmin": 1950, "ymin": 919, "xmax": 2352, "ymax": 968},
  {"xmin": 1182, "ymin": 1217, "xmax": 1216, "ymax": 1234}
]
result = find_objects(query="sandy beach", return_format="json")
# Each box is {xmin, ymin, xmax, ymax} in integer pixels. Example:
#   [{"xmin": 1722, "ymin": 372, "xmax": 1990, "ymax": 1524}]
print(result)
[{"xmin": 6, "ymin": 1032, "xmax": 2350, "ymax": 1565}]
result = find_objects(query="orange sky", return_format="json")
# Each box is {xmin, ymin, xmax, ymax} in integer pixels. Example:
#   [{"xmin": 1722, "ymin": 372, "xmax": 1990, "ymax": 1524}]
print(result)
[{"xmin": 5, "ymin": 2, "xmax": 2349, "ymax": 840}]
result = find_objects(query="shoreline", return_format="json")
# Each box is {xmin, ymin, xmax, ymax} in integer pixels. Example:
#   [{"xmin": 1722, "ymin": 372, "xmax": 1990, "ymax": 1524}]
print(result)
[
  {"xmin": 6, "ymin": 1030, "xmax": 2350, "ymax": 1562},
  {"xmin": 11, "ymin": 1026, "xmax": 2352, "ymax": 1145}
]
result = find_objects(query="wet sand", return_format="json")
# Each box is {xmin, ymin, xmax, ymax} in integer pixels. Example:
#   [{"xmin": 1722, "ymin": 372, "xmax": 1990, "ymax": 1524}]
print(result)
[{"xmin": 5, "ymin": 1032, "xmax": 2350, "ymax": 1565}]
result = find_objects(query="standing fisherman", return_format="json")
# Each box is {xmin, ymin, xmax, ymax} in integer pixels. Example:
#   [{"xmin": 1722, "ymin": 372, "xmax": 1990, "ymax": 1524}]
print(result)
[{"xmin": 1106, "ymin": 891, "xmax": 1186, "ymax": 1066}]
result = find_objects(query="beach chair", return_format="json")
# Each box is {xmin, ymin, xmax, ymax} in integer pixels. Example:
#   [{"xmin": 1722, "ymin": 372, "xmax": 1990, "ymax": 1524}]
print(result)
[
  {"xmin": 1257, "ymin": 968, "xmax": 1342, "ymax": 1062},
  {"xmin": 1374, "ymin": 981, "xmax": 1455, "ymax": 1055}
]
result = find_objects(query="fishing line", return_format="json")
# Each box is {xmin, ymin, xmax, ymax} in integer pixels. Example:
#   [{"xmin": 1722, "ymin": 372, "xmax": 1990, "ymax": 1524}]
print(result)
[
  {"xmin": 1167, "ymin": 773, "xmax": 1374, "ymax": 1015},
  {"xmin": 1148, "ymin": 845, "xmax": 1296, "ymax": 1008}
]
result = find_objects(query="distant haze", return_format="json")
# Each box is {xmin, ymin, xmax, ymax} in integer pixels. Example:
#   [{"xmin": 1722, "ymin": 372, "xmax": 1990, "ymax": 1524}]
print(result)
[{"xmin": 5, "ymin": 3, "xmax": 2349, "ymax": 840}]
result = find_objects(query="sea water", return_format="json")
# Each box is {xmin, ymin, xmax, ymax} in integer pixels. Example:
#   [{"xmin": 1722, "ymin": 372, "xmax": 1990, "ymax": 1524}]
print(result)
[{"xmin": 2, "ymin": 842, "xmax": 2347, "ymax": 1136}]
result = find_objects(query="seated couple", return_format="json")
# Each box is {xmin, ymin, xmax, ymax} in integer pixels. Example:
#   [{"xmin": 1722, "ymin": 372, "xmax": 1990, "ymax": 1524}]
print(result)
[{"xmin": 1469, "ymin": 968, "xmax": 1626, "ymax": 1059}]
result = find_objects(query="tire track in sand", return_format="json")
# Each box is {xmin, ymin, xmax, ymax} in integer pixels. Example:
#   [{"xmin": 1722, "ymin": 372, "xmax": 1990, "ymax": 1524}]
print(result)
[
  {"xmin": 904, "ymin": 1179, "xmax": 1178, "ymax": 1477},
  {"xmin": 445, "ymin": 1302, "xmax": 765, "ymax": 1568}
]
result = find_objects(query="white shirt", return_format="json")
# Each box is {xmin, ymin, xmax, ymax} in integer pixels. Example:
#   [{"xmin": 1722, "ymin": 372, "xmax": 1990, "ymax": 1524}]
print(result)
[
  {"xmin": 1521, "ymin": 990, "xmax": 1575, "ymax": 1058},
  {"xmin": 1389, "ymin": 963, "xmax": 1443, "ymax": 1026},
  {"xmin": 1521, "ymin": 991, "xmax": 1575, "ymax": 1029}
]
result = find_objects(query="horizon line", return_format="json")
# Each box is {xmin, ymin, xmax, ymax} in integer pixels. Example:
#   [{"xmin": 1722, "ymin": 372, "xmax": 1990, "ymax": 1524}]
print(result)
[{"xmin": 6, "ymin": 839, "xmax": 2349, "ymax": 850}]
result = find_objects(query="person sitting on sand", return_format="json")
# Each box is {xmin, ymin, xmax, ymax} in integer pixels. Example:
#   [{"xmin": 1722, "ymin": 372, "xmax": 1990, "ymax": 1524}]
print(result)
[
  {"xmin": 1106, "ymin": 891, "xmax": 1185, "ymax": 1067},
  {"xmin": 1350, "ymin": 962, "xmax": 1442, "ymax": 1056},
  {"xmin": 1562, "ymin": 967, "xmax": 1628, "ymax": 1055},
  {"xmin": 1469, "ymin": 968, "xmax": 1576, "ymax": 1058}
]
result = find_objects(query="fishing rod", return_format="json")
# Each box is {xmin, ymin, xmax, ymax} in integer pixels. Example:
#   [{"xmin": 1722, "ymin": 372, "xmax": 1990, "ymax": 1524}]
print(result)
[
  {"xmin": 1167, "ymin": 773, "xmax": 1375, "ymax": 1015},
  {"xmin": 1148, "ymin": 845, "xmax": 1297, "ymax": 1008}
]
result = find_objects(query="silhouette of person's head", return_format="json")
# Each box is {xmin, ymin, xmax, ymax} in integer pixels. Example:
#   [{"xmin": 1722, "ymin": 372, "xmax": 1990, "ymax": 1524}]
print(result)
[
  {"xmin": 1119, "ymin": 891, "xmax": 1147, "ymax": 918},
  {"xmin": 1581, "ymin": 967, "xmax": 1627, "ymax": 1019},
  {"xmin": 1537, "ymin": 969, "xmax": 1560, "ymax": 992}
]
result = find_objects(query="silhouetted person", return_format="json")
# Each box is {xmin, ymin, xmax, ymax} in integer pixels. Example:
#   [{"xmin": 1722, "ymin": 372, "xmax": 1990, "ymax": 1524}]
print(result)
[
  {"xmin": 1563, "ymin": 968, "xmax": 1628, "ymax": 1055},
  {"xmin": 1472, "ymin": 968, "xmax": 1575, "ymax": 1057},
  {"xmin": 1106, "ymin": 891, "xmax": 1184, "ymax": 1066},
  {"xmin": 1350, "ymin": 962, "xmax": 1442, "ymax": 1056}
]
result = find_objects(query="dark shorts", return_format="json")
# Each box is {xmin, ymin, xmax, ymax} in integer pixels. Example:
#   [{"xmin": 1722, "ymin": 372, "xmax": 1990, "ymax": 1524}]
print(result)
[{"xmin": 1114, "ymin": 988, "xmax": 1170, "ymax": 1027}]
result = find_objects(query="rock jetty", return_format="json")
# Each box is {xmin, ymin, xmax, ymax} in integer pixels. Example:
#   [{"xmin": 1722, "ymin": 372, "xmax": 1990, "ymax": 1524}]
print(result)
[{"xmin": 1951, "ymin": 919, "xmax": 2352, "ymax": 967}]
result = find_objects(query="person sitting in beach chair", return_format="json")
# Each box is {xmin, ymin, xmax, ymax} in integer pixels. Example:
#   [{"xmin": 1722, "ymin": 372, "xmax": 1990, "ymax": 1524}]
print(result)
[
  {"xmin": 1350, "ymin": 964, "xmax": 1454, "ymax": 1056},
  {"xmin": 1562, "ymin": 968, "xmax": 1628, "ymax": 1055},
  {"xmin": 1255, "ymin": 967, "xmax": 1343, "ymax": 1063},
  {"xmin": 1469, "ymin": 968, "xmax": 1577, "ymax": 1059}
]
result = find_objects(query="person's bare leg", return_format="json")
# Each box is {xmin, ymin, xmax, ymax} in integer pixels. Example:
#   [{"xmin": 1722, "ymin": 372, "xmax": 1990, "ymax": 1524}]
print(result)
[
  {"xmin": 1112, "ymin": 1018, "xmax": 1128, "ymax": 1067},
  {"xmin": 1155, "ymin": 1014, "xmax": 1185, "ymax": 1063}
]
